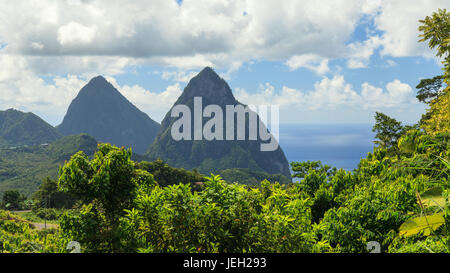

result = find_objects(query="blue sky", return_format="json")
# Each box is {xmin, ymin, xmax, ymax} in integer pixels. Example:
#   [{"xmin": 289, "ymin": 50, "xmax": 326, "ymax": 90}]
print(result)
[{"xmin": 0, "ymin": 0, "xmax": 447, "ymax": 126}]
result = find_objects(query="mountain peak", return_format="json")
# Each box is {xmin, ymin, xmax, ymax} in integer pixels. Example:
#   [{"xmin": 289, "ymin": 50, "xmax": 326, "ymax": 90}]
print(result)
[
  {"xmin": 197, "ymin": 66, "xmax": 219, "ymax": 79},
  {"xmin": 5, "ymin": 108, "xmax": 21, "ymax": 113},
  {"xmin": 176, "ymin": 67, "xmax": 237, "ymax": 106},
  {"xmin": 89, "ymin": 75, "xmax": 108, "ymax": 84},
  {"xmin": 148, "ymin": 67, "xmax": 292, "ymax": 180},
  {"xmin": 75, "ymin": 75, "xmax": 122, "ymax": 100},
  {"xmin": 85, "ymin": 75, "xmax": 113, "ymax": 90},
  {"xmin": 58, "ymin": 76, "xmax": 160, "ymax": 154}
]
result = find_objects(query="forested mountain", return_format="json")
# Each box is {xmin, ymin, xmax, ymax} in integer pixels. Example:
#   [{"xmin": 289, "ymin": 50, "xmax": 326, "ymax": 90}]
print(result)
[
  {"xmin": 57, "ymin": 76, "xmax": 160, "ymax": 154},
  {"xmin": 0, "ymin": 134, "xmax": 98, "ymax": 196},
  {"xmin": 0, "ymin": 109, "xmax": 61, "ymax": 146},
  {"xmin": 147, "ymin": 67, "xmax": 292, "ymax": 180}
]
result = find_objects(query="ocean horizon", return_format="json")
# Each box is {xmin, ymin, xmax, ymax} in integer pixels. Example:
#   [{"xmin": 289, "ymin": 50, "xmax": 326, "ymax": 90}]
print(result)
[{"xmin": 278, "ymin": 123, "xmax": 375, "ymax": 172}]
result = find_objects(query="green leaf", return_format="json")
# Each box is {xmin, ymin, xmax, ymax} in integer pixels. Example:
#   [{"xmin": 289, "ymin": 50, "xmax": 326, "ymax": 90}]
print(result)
[
  {"xmin": 436, "ymin": 155, "xmax": 450, "ymax": 170},
  {"xmin": 399, "ymin": 212, "xmax": 445, "ymax": 237},
  {"xmin": 420, "ymin": 187, "xmax": 446, "ymax": 208}
]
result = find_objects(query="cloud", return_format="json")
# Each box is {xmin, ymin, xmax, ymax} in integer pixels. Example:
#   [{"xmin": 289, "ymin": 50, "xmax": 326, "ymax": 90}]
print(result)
[
  {"xmin": 362, "ymin": 0, "xmax": 448, "ymax": 58},
  {"xmin": 236, "ymin": 75, "xmax": 361, "ymax": 110},
  {"xmin": 0, "ymin": 0, "xmax": 439, "ymax": 125},
  {"xmin": 360, "ymin": 79, "xmax": 414, "ymax": 108},
  {"xmin": 343, "ymin": 0, "xmax": 446, "ymax": 68},
  {"xmin": 385, "ymin": 59, "xmax": 397, "ymax": 67},
  {"xmin": 285, "ymin": 54, "xmax": 330, "ymax": 75},
  {"xmin": 160, "ymin": 70, "xmax": 199, "ymax": 83},
  {"xmin": 0, "ymin": 54, "xmax": 180, "ymax": 125},
  {"xmin": 235, "ymin": 75, "xmax": 421, "ymax": 123},
  {"xmin": 57, "ymin": 21, "xmax": 98, "ymax": 46},
  {"xmin": 0, "ymin": 0, "xmax": 365, "ymax": 71},
  {"xmin": 236, "ymin": 75, "xmax": 415, "ymax": 110},
  {"xmin": 0, "ymin": 54, "xmax": 87, "ymax": 125},
  {"xmin": 106, "ymin": 78, "xmax": 182, "ymax": 122},
  {"xmin": 0, "ymin": 53, "xmax": 424, "ymax": 126},
  {"xmin": 346, "ymin": 36, "xmax": 382, "ymax": 69},
  {"xmin": 0, "ymin": 0, "xmax": 443, "ymax": 73}
]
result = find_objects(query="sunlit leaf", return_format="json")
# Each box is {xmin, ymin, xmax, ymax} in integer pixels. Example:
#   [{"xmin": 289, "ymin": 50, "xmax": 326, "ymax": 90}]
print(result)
[
  {"xmin": 420, "ymin": 187, "xmax": 446, "ymax": 208},
  {"xmin": 399, "ymin": 212, "xmax": 445, "ymax": 237}
]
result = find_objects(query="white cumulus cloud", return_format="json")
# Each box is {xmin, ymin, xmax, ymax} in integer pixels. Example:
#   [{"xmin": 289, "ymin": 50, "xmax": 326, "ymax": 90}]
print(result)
[
  {"xmin": 0, "ymin": 0, "xmax": 440, "ymax": 125},
  {"xmin": 235, "ymin": 75, "xmax": 422, "ymax": 123},
  {"xmin": 285, "ymin": 54, "xmax": 330, "ymax": 75},
  {"xmin": 57, "ymin": 21, "xmax": 98, "ymax": 46}
]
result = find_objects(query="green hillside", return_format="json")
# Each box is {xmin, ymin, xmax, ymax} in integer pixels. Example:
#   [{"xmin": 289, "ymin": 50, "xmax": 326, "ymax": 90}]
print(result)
[
  {"xmin": 0, "ymin": 109, "xmax": 61, "ymax": 146},
  {"xmin": 0, "ymin": 134, "xmax": 97, "ymax": 196}
]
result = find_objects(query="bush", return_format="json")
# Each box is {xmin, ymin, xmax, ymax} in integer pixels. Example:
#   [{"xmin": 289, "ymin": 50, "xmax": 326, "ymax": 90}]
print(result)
[{"xmin": 34, "ymin": 208, "xmax": 58, "ymax": 221}]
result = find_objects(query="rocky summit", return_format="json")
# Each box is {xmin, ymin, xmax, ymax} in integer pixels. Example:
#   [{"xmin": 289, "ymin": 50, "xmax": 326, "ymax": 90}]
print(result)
[
  {"xmin": 147, "ymin": 67, "xmax": 292, "ymax": 180},
  {"xmin": 57, "ymin": 76, "xmax": 160, "ymax": 154}
]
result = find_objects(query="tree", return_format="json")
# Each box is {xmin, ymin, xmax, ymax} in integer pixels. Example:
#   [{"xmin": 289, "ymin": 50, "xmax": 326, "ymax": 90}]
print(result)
[
  {"xmin": 58, "ymin": 143, "xmax": 157, "ymax": 252},
  {"xmin": 421, "ymin": 91, "xmax": 450, "ymax": 135},
  {"xmin": 419, "ymin": 8, "xmax": 450, "ymax": 82},
  {"xmin": 137, "ymin": 159, "xmax": 205, "ymax": 187},
  {"xmin": 32, "ymin": 177, "xmax": 77, "ymax": 209},
  {"xmin": 372, "ymin": 112, "xmax": 404, "ymax": 153},
  {"xmin": 416, "ymin": 75, "xmax": 445, "ymax": 104},
  {"xmin": 1, "ymin": 190, "xmax": 26, "ymax": 210},
  {"xmin": 418, "ymin": 9, "xmax": 450, "ymax": 134},
  {"xmin": 291, "ymin": 161, "xmax": 336, "ymax": 180}
]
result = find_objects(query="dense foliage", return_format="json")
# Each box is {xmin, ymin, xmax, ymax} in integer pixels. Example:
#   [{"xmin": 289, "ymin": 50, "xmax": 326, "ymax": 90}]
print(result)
[
  {"xmin": 1, "ymin": 128, "xmax": 448, "ymax": 253},
  {"xmin": 0, "ymin": 210, "xmax": 64, "ymax": 253},
  {"xmin": 58, "ymin": 145, "xmax": 329, "ymax": 253},
  {"xmin": 0, "ymin": 134, "xmax": 98, "ymax": 196},
  {"xmin": 417, "ymin": 8, "xmax": 450, "ymax": 135},
  {"xmin": 32, "ymin": 177, "xmax": 77, "ymax": 209},
  {"xmin": 51, "ymin": 129, "xmax": 448, "ymax": 253},
  {"xmin": 0, "ymin": 190, "xmax": 27, "ymax": 210},
  {"xmin": 218, "ymin": 168, "xmax": 291, "ymax": 185},
  {"xmin": 137, "ymin": 159, "xmax": 206, "ymax": 187}
]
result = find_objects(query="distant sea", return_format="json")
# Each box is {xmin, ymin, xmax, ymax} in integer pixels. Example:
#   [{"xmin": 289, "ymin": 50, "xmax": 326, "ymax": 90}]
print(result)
[{"xmin": 278, "ymin": 124, "xmax": 375, "ymax": 172}]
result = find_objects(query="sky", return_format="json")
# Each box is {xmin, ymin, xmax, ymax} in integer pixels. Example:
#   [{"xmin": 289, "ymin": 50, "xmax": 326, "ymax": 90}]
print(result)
[{"xmin": 0, "ymin": 0, "xmax": 447, "ymax": 126}]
